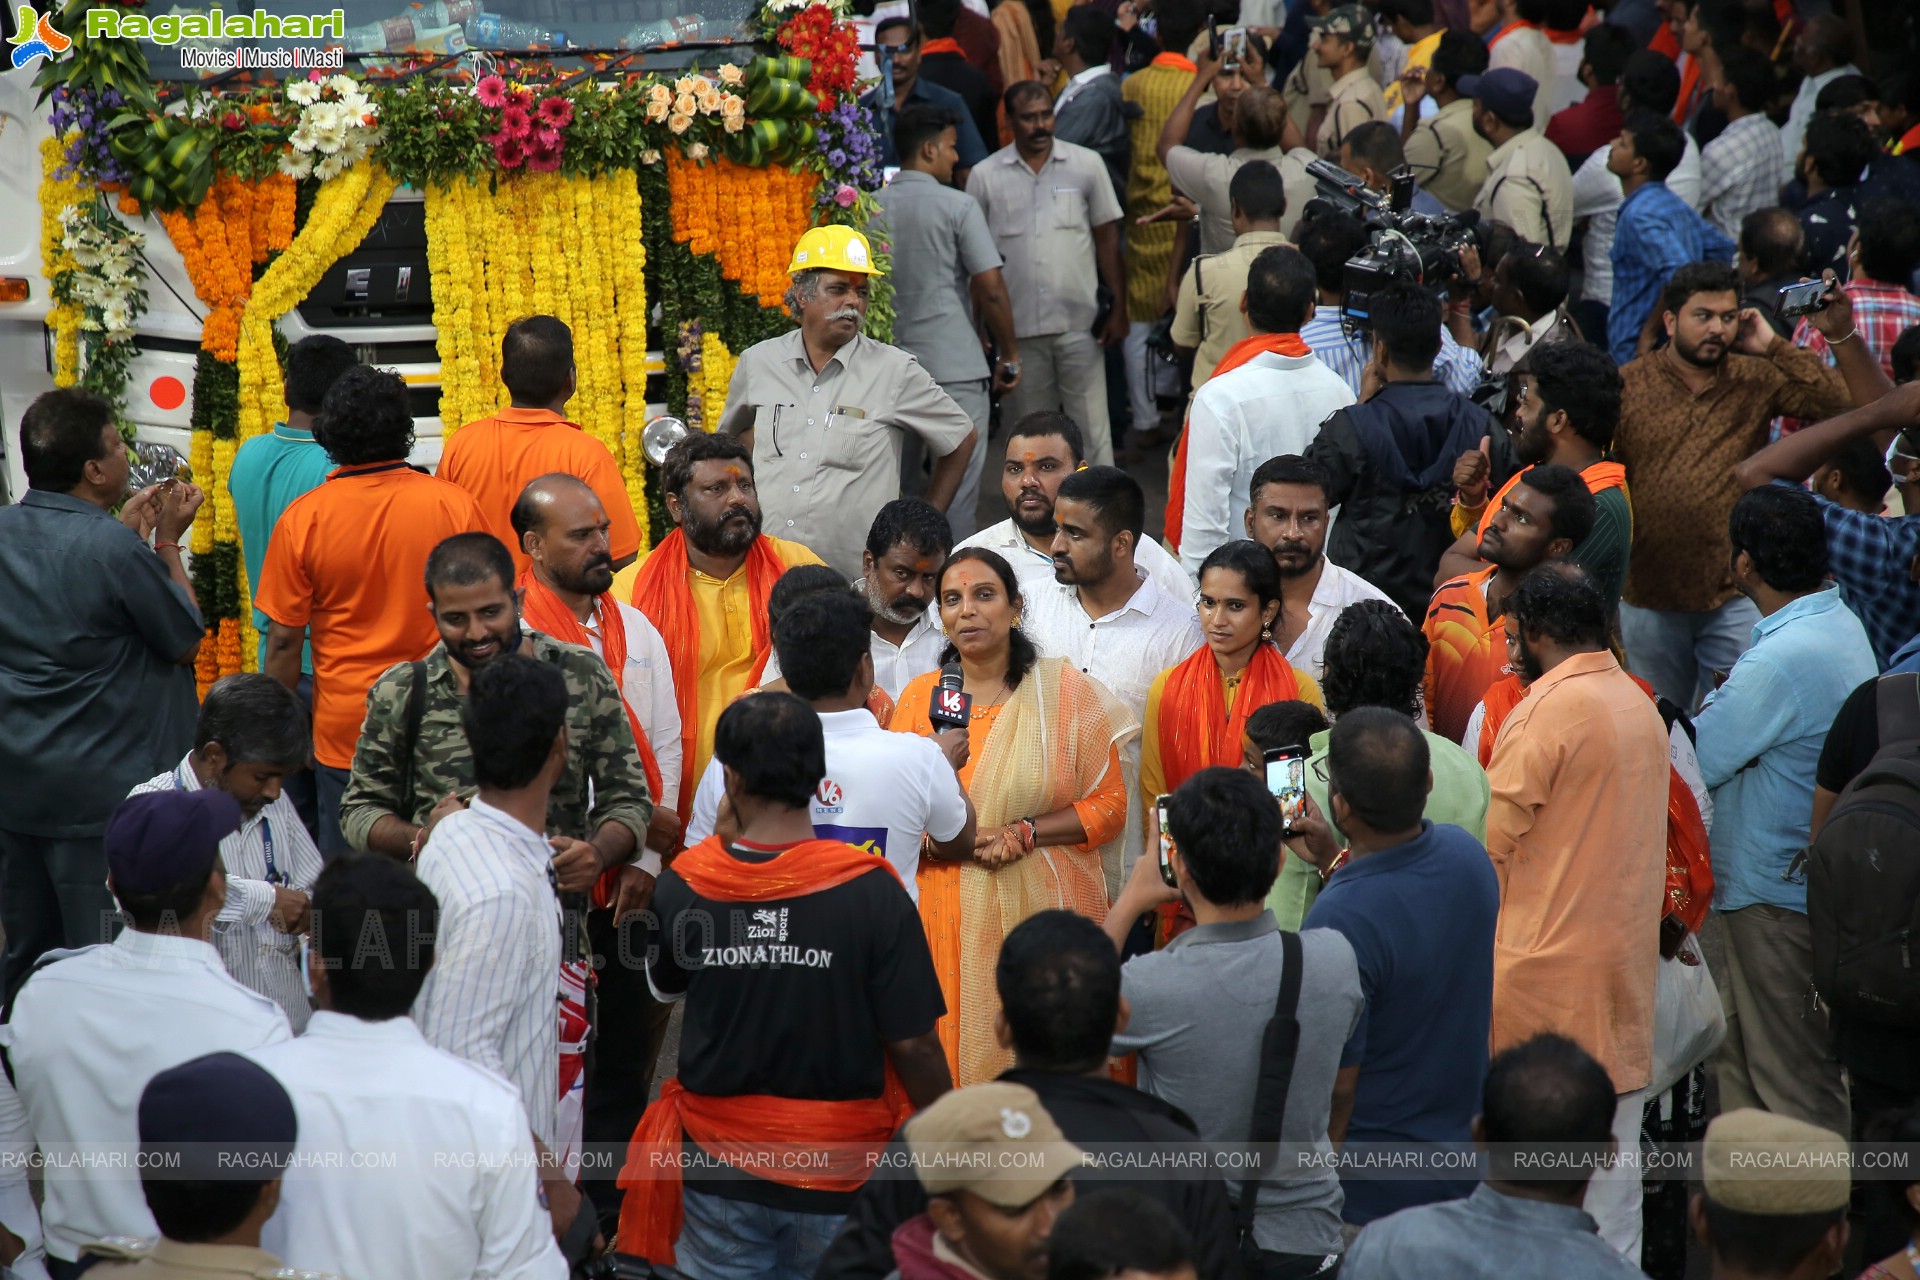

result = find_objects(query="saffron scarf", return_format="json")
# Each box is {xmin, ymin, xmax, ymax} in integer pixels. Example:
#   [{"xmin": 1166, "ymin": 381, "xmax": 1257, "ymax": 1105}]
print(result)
[
  {"xmin": 1486, "ymin": 18, "xmax": 1539, "ymax": 48},
  {"xmin": 919, "ymin": 36, "xmax": 964, "ymax": 55},
  {"xmin": 1473, "ymin": 460, "xmax": 1628, "ymax": 546},
  {"xmin": 626, "ymin": 529, "xmax": 786, "ymax": 815},
  {"xmin": 614, "ymin": 838, "xmax": 910, "ymax": 1264},
  {"xmin": 1164, "ymin": 331, "xmax": 1312, "ymax": 553},
  {"xmin": 518, "ymin": 572, "xmax": 665, "ymax": 805},
  {"xmin": 1157, "ymin": 642, "xmax": 1300, "ymax": 791},
  {"xmin": 1150, "ymin": 51, "xmax": 1197, "ymax": 72}
]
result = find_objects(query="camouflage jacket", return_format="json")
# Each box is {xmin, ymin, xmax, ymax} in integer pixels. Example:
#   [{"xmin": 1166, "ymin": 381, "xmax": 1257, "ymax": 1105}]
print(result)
[{"xmin": 338, "ymin": 629, "xmax": 653, "ymax": 851}]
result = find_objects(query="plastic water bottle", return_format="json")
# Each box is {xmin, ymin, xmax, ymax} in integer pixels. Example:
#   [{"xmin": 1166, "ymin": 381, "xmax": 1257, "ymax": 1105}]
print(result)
[{"xmin": 465, "ymin": 11, "xmax": 570, "ymax": 47}]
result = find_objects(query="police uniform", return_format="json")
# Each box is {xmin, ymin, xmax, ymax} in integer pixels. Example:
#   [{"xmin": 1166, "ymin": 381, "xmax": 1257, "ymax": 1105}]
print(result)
[
  {"xmin": 79, "ymin": 1237, "xmax": 342, "ymax": 1280},
  {"xmin": 1170, "ymin": 229, "xmax": 1294, "ymax": 385}
]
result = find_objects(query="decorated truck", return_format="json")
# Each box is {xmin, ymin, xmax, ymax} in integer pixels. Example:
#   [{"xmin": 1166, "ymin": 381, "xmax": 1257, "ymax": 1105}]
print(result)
[{"xmin": 0, "ymin": 0, "xmax": 884, "ymax": 693}]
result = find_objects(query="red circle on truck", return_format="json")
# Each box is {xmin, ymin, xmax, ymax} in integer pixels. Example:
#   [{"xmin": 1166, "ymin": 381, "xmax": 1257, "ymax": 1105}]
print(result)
[{"xmin": 150, "ymin": 376, "xmax": 186, "ymax": 411}]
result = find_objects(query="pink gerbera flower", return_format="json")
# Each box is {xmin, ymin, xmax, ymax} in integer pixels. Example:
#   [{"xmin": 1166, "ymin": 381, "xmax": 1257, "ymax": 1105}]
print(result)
[
  {"xmin": 536, "ymin": 95, "xmax": 573, "ymax": 127},
  {"xmin": 493, "ymin": 134, "xmax": 527, "ymax": 167},
  {"xmin": 475, "ymin": 74, "xmax": 509, "ymax": 107},
  {"xmin": 507, "ymin": 88, "xmax": 533, "ymax": 110},
  {"xmin": 499, "ymin": 104, "xmax": 533, "ymax": 138}
]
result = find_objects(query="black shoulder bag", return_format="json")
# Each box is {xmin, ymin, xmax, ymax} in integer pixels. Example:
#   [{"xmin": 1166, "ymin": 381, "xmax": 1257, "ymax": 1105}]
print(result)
[{"xmin": 1236, "ymin": 929, "xmax": 1310, "ymax": 1274}]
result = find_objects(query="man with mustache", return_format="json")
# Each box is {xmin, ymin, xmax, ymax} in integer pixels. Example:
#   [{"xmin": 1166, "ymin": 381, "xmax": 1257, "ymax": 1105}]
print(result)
[
  {"xmin": 128, "ymin": 674, "xmax": 322, "ymax": 1030},
  {"xmin": 765, "ymin": 498, "xmax": 953, "ymax": 701},
  {"xmin": 1423, "ymin": 463, "xmax": 1593, "ymax": 743},
  {"xmin": 719, "ymin": 225, "xmax": 977, "ymax": 579},
  {"xmin": 1611, "ymin": 261, "xmax": 1872, "ymax": 710},
  {"xmin": 969, "ymin": 80, "xmax": 1129, "ymax": 468},
  {"xmin": 339, "ymin": 533, "xmax": 654, "ymax": 913},
  {"xmin": 956, "ymin": 412, "xmax": 1194, "ymax": 603},
  {"xmin": 1244, "ymin": 453, "xmax": 1397, "ymax": 683},
  {"xmin": 613, "ymin": 432, "xmax": 824, "ymax": 818}
]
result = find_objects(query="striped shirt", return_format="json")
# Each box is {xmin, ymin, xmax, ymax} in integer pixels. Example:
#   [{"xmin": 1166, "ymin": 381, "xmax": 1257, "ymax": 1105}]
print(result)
[
  {"xmin": 1299, "ymin": 306, "xmax": 1484, "ymax": 399},
  {"xmin": 1698, "ymin": 113, "xmax": 1788, "ymax": 243},
  {"xmin": 129, "ymin": 755, "xmax": 321, "ymax": 1030},
  {"xmin": 412, "ymin": 797, "xmax": 562, "ymax": 1146}
]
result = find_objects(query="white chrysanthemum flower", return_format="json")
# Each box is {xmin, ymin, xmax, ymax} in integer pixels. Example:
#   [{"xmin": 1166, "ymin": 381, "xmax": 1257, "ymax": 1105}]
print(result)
[{"xmin": 287, "ymin": 79, "xmax": 321, "ymax": 105}]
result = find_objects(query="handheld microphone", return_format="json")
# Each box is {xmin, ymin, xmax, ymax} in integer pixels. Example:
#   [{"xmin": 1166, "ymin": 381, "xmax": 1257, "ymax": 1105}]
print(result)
[{"xmin": 929, "ymin": 662, "xmax": 972, "ymax": 733}]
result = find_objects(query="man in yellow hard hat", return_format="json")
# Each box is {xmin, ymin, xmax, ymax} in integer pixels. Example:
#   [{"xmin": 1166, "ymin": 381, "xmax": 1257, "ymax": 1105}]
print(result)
[{"xmin": 717, "ymin": 225, "xmax": 978, "ymax": 577}]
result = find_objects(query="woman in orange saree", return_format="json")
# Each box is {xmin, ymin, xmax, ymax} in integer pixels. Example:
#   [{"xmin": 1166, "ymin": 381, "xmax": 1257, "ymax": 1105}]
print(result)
[{"xmin": 892, "ymin": 548, "xmax": 1132, "ymax": 1085}]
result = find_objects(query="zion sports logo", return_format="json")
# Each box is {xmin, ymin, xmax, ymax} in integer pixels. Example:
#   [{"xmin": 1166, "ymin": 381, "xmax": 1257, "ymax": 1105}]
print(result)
[{"xmin": 9, "ymin": 6, "xmax": 71, "ymax": 68}]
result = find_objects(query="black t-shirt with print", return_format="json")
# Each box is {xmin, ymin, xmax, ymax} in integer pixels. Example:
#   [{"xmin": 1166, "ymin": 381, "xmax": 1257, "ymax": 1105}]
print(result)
[{"xmin": 646, "ymin": 841, "xmax": 945, "ymax": 1211}]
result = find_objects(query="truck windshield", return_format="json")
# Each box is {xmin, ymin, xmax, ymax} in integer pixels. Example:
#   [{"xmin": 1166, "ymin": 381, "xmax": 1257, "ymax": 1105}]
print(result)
[{"xmin": 134, "ymin": 0, "xmax": 759, "ymax": 77}]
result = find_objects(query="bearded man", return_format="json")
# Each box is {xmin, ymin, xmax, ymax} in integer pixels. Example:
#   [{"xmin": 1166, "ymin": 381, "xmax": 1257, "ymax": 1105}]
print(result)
[
  {"xmin": 611, "ymin": 433, "xmax": 824, "ymax": 817},
  {"xmin": 1243, "ymin": 454, "xmax": 1399, "ymax": 683},
  {"xmin": 956, "ymin": 411, "xmax": 1194, "ymax": 604}
]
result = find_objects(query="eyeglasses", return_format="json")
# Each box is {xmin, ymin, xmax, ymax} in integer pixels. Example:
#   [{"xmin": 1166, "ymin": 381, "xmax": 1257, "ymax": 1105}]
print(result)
[{"xmin": 1311, "ymin": 757, "xmax": 1332, "ymax": 785}]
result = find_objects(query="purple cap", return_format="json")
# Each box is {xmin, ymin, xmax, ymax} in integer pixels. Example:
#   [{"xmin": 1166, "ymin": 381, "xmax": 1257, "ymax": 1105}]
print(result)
[
  {"xmin": 1458, "ymin": 67, "xmax": 1539, "ymax": 123},
  {"xmin": 105, "ymin": 790, "xmax": 243, "ymax": 894}
]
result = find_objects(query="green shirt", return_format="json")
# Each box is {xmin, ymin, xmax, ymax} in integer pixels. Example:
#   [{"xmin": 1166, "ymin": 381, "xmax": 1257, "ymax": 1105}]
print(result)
[
  {"xmin": 1268, "ymin": 726, "xmax": 1492, "ymax": 929},
  {"xmin": 229, "ymin": 423, "xmax": 334, "ymax": 673},
  {"xmin": 337, "ymin": 629, "xmax": 653, "ymax": 853},
  {"xmin": 1575, "ymin": 485, "xmax": 1633, "ymax": 613}
]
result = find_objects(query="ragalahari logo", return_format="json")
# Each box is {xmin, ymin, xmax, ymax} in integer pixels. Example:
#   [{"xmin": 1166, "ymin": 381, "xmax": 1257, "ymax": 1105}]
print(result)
[{"xmin": 9, "ymin": 5, "xmax": 71, "ymax": 68}]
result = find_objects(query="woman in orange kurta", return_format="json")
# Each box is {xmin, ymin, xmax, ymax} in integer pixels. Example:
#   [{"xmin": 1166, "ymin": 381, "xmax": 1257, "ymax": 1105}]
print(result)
[{"xmin": 892, "ymin": 548, "xmax": 1131, "ymax": 1085}]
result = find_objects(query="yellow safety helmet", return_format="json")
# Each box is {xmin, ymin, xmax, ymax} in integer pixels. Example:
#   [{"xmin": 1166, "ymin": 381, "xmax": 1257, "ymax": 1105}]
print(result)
[{"xmin": 786, "ymin": 225, "xmax": 884, "ymax": 277}]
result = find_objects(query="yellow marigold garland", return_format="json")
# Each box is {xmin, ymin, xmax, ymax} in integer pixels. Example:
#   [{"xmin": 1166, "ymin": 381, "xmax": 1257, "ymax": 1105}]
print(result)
[
  {"xmin": 700, "ymin": 330, "xmax": 736, "ymax": 430},
  {"xmin": 426, "ymin": 170, "xmax": 649, "ymax": 551},
  {"xmin": 39, "ymin": 137, "xmax": 86, "ymax": 386}
]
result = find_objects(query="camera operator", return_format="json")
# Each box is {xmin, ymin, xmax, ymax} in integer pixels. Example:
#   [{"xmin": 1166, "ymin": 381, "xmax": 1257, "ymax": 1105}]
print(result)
[
  {"xmin": 1339, "ymin": 120, "xmax": 1448, "ymax": 217},
  {"xmin": 1305, "ymin": 281, "xmax": 1498, "ymax": 618}
]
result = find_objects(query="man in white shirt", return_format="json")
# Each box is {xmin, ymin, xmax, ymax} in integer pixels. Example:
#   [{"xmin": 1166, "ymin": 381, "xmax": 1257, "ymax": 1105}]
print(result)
[
  {"xmin": 412, "ymin": 658, "xmax": 566, "ymax": 1150},
  {"xmin": 127, "ymin": 674, "xmax": 321, "ymax": 1031},
  {"xmin": 1244, "ymin": 454, "xmax": 1400, "ymax": 681},
  {"xmin": 252, "ymin": 855, "xmax": 569, "ymax": 1280},
  {"xmin": 960, "ymin": 412, "xmax": 1194, "ymax": 603},
  {"xmin": 1780, "ymin": 16, "xmax": 1857, "ymax": 173},
  {"xmin": 0, "ymin": 789, "xmax": 291, "ymax": 1268},
  {"xmin": 1572, "ymin": 52, "xmax": 1701, "ymax": 322},
  {"xmin": 514, "ymin": 474, "xmax": 683, "ymax": 821},
  {"xmin": 767, "ymin": 499, "xmax": 951, "ymax": 699},
  {"xmin": 688, "ymin": 591, "xmax": 973, "ymax": 894},
  {"xmin": 1174, "ymin": 245, "xmax": 1355, "ymax": 577},
  {"xmin": 1023, "ymin": 466, "xmax": 1198, "ymax": 879}
]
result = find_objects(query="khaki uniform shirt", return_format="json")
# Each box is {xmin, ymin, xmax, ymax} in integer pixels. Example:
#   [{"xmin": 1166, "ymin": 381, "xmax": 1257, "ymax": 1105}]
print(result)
[
  {"xmin": 1314, "ymin": 66, "xmax": 1390, "ymax": 157},
  {"xmin": 1473, "ymin": 127, "xmax": 1574, "ymax": 249},
  {"xmin": 966, "ymin": 139, "xmax": 1124, "ymax": 338},
  {"xmin": 1171, "ymin": 229, "xmax": 1294, "ymax": 384},
  {"xmin": 719, "ymin": 329, "xmax": 974, "ymax": 576},
  {"xmin": 1282, "ymin": 42, "xmax": 1386, "ymax": 134},
  {"xmin": 1405, "ymin": 96, "xmax": 1492, "ymax": 213},
  {"xmin": 83, "ymin": 1238, "xmax": 338, "ymax": 1280}
]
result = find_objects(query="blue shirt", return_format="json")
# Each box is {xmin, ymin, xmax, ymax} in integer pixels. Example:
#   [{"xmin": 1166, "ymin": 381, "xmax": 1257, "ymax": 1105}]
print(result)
[
  {"xmin": 1804, "ymin": 485, "xmax": 1920, "ymax": 668},
  {"xmin": 1607, "ymin": 182, "xmax": 1736, "ymax": 365},
  {"xmin": 1340, "ymin": 1184, "xmax": 1644, "ymax": 1280},
  {"xmin": 863, "ymin": 78, "xmax": 989, "ymax": 171},
  {"xmin": 0, "ymin": 491, "xmax": 203, "ymax": 837},
  {"xmin": 1302, "ymin": 821, "xmax": 1499, "ymax": 1224},
  {"xmin": 1695, "ymin": 585, "xmax": 1878, "ymax": 912},
  {"xmin": 228, "ymin": 423, "xmax": 334, "ymax": 672},
  {"xmin": 1299, "ymin": 305, "xmax": 1484, "ymax": 399}
]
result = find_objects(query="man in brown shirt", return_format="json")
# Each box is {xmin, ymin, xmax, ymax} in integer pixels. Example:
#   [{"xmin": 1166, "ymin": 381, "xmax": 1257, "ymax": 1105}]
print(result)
[{"xmin": 1613, "ymin": 261, "xmax": 1881, "ymax": 708}]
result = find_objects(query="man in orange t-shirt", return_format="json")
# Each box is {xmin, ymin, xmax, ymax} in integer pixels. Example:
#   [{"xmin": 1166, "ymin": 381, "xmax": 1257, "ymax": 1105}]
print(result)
[
  {"xmin": 438, "ymin": 315, "xmax": 643, "ymax": 578},
  {"xmin": 1423, "ymin": 464, "xmax": 1593, "ymax": 743},
  {"xmin": 258, "ymin": 366, "xmax": 487, "ymax": 856}
]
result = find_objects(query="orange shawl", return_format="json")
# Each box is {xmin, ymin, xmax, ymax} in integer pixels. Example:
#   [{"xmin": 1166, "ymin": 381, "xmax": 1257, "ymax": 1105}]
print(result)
[
  {"xmin": 1478, "ymin": 673, "xmax": 1712, "ymax": 935},
  {"xmin": 627, "ymin": 530, "xmax": 786, "ymax": 816},
  {"xmin": 614, "ymin": 838, "xmax": 912, "ymax": 1263},
  {"xmin": 1473, "ymin": 460, "xmax": 1627, "ymax": 546},
  {"xmin": 1157, "ymin": 642, "xmax": 1300, "ymax": 791},
  {"xmin": 1164, "ymin": 332, "xmax": 1311, "ymax": 553}
]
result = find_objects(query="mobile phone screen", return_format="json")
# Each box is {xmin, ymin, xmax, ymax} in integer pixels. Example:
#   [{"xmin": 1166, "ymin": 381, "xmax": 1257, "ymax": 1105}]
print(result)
[
  {"xmin": 1264, "ymin": 749, "xmax": 1307, "ymax": 830},
  {"xmin": 1155, "ymin": 796, "xmax": 1178, "ymax": 886}
]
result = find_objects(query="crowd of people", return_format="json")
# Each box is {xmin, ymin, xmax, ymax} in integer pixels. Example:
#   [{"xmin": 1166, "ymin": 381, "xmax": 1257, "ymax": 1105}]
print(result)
[{"xmin": 6, "ymin": 0, "xmax": 1920, "ymax": 1277}]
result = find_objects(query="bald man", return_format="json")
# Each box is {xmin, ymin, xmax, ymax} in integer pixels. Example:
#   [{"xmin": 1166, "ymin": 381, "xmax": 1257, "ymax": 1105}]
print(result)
[{"xmin": 510, "ymin": 473, "xmax": 681, "ymax": 1229}]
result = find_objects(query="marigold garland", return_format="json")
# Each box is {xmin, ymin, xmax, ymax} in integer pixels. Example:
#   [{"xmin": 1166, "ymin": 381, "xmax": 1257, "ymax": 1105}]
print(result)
[
  {"xmin": 39, "ymin": 137, "xmax": 87, "ymax": 387},
  {"xmin": 425, "ymin": 170, "xmax": 651, "ymax": 551},
  {"xmin": 666, "ymin": 151, "xmax": 817, "ymax": 309}
]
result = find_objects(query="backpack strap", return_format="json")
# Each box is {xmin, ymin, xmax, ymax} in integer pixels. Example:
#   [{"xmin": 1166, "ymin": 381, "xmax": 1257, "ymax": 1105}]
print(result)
[
  {"xmin": 1876, "ymin": 674, "xmax": 1920, "ymax": 751},
  {"xmin": 1235, "ymin": 929, "xmax": 1305, "ymax": 1253},
  {"xmin": 398, "ymin": 660, "xmax": 429, "ymax": 822}
]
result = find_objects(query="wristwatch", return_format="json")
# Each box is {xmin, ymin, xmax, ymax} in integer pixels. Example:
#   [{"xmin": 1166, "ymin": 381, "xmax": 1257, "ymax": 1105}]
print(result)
[{"xmin": 999, "ymin": 360, "xmax": 1020, "ymax": 376}]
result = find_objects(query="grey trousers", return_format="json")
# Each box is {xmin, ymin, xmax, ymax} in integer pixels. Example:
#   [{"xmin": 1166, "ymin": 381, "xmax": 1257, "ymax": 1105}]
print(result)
[
  {"xmin": 1716, "ymin": 903, "xmax": 1852, "ymax": 1134},
  {"xmin": 0, "ymin": 827, "xmax": 118, "ymax": 997},
  {"xmin": 999, "ymin": 331, "xmax": 1114, "ymax": 467}
]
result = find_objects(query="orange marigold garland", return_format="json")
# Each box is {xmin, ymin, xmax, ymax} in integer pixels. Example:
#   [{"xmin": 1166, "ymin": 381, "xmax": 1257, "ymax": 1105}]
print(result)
[{"xmin": 665, "ymin": 151, "xmax": 816, "ymax": 309}]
